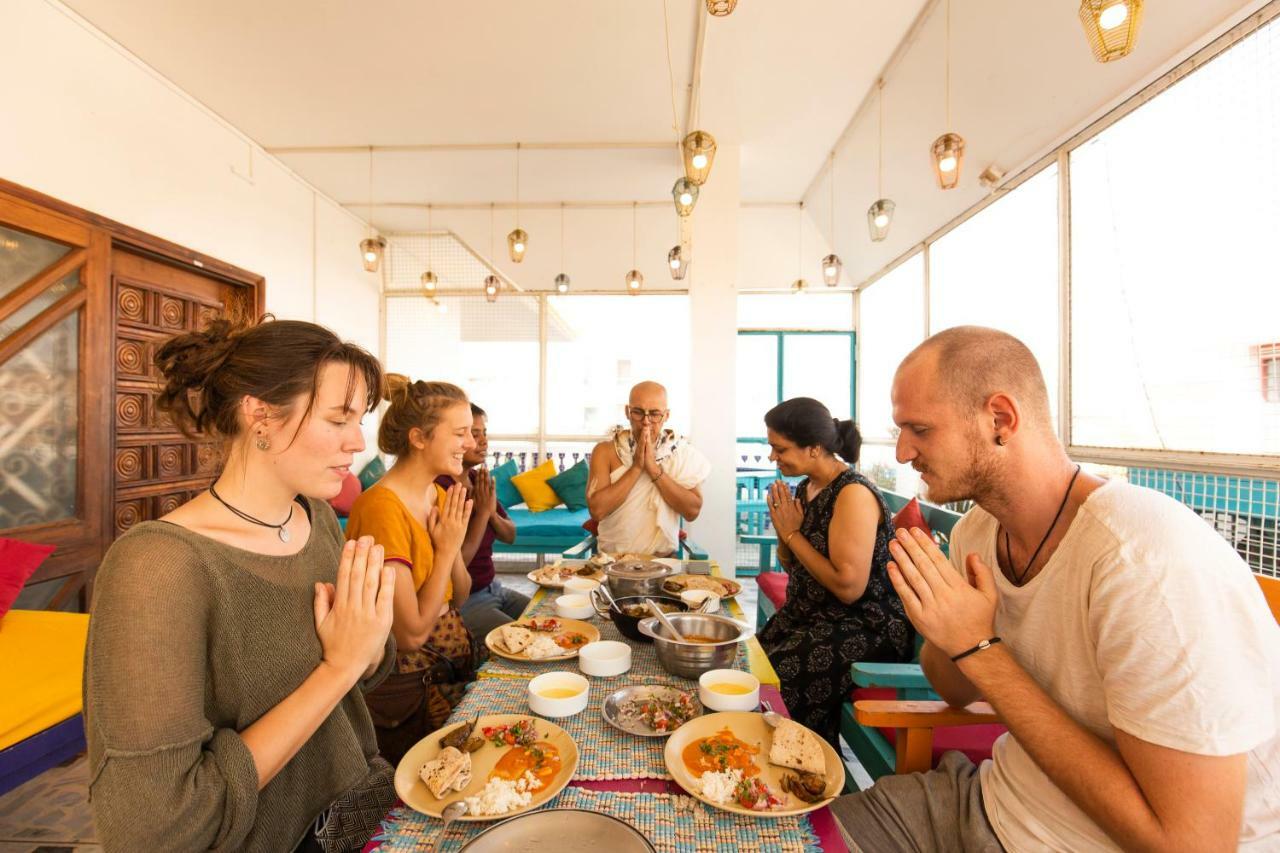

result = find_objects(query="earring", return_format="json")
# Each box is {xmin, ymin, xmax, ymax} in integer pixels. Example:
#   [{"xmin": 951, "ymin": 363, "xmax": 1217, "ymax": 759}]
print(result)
[
  {"xmin": 256, "ymin": 433, "xmax": 271, "ymax": 451},
  {"xmin": 995, "ymin": 435, "xmax": 1006, "ymax": 447}
]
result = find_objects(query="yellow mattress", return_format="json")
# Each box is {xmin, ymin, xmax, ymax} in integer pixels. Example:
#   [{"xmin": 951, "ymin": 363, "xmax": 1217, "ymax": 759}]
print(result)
[{"xmin": 0, "ymin": 610, "xmax": 89, "ymax": 752}]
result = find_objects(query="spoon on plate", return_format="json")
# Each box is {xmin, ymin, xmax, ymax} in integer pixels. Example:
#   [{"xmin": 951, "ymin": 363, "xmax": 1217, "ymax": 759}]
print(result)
[
  {"xmin": 645, "ymin": 598, "xmax": 688, "ymax": 641},
  {"xmin": 440, "ymin": 801, "xmax": 466, "ymax": 836},
  {"xmin": 759, "ymin": 698, "xmax": 785, "ymax": 728}
]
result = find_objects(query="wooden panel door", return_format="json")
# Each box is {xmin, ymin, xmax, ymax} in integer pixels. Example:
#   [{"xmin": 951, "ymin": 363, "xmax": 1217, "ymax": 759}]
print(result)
[{"xmin": 111, "ymin": 250, "xmax": 250, "ymax": 537}]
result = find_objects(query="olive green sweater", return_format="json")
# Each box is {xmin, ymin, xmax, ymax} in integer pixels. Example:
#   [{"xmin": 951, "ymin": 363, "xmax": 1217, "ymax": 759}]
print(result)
[{"xmin": 84, "ymin": 497, "xmax": 394, "ymax": 852}]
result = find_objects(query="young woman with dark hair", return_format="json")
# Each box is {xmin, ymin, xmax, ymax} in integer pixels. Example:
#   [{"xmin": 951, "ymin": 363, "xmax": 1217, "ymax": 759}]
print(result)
[
  {"xmin": 437, "ymin": 403, "xmax": 529, "ymax": 637},
  {"xmin": 343, "ymin": 375, "xmax": 478, "ymax": 763},
  {"xmin": 758, "ymin": 397, "xmax": 914, "ymax": 746},
  {"xmin": 85, "ymin": 317, "xmax": 397, "ymax": 853}
]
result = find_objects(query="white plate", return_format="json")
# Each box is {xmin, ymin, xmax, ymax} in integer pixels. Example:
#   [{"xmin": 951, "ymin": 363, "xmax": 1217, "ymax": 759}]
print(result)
[{"xmin": 484, "ymin": 618, "xmax": 600, "ymax": 662}]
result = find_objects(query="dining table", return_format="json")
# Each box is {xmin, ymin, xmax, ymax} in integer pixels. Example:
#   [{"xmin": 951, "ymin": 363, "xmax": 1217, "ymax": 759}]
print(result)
[{"xmin": 362, "ymin": 565, "xmax": 851, "ymax": 852}]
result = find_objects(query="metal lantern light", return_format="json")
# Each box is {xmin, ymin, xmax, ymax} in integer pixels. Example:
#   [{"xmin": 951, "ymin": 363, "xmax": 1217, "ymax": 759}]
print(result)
[
  {"xmin": 821, "ymin": 254, "xmax": 842, "ymax": 287},
  {"xmin": 931, "ymin": 132, "xmax": 965, "ymax": 190},
  {"xmin": 791, "ymin": 278, "xmax": 808, "ymax": 295},
  {"xmin": 507, "ymin": 228, "xmax": 528, "ymax": 263},
  {"xmin": 668, "ymin": 245, "xmax": 689, "ymax": 281},
  {"xmin": 681, "ymin": 131, "xmax": 717, "ymax": 186},
  {"xmin": 1079, "ymin": 0, "xmax": 1143, "ymax": 62},
  {"xmin": 360, "ymin": 237, "xmax": 386, "ymax": 273},
  {"xmin": 484, "ymin": 274, "xmax": 500, "ymax": 303},
  {"xmin": 706, "ymin": 0, "xmax": 736, "ymax": 15},
  {"xmin": 867, "ymin": 199, "xmax": 895, "ymax": 242},
  {"xmin": 672, "ymin": 178, "xmax": 699, "ymax": 217},
  {"xmin": 555, "ymin": 273, "xmax": 571, "ymax": 294},
  {"xmin": 420, "ymin": 270, "xmax": 438, "ymax": 292},
  {"xmin": 625, "ymin": 269, "xmax": 644, "ymax": 292}
]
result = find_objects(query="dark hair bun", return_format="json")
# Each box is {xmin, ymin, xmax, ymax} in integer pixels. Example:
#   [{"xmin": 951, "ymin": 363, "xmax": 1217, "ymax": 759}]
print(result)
[{"xmin": 763, "ymin": 397, "xmax": 862, "ymax": 464}]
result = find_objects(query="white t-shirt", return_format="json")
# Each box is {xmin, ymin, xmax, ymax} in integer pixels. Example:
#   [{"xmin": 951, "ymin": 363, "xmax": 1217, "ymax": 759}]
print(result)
[{"xmin": 948, "ymin": 480, "xmax": 1280, "ymax": 851}]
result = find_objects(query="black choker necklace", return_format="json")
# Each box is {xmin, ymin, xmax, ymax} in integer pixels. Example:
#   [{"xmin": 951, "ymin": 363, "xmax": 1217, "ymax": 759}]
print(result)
[
  {"xmin": 1003, "ymin": 465, "xmax": 1081, "ymax": 586},
  {"xmin": 209, "ymin": 483, "xmax": 294, "ymax": 542}
]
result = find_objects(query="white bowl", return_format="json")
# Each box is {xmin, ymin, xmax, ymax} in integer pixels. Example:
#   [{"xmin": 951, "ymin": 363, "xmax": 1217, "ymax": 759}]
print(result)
[
  {"xmin": 564, "ymin": 577, "xmax": 601, "ymax": 596},
  {"xmin": 528, "ymin": 672, "xmax": 590, "ymax": 718},
  {"xmin": 698, "ymin": 669, "xmax": 761, "ymax": 712},
  {"xmin": 680, "ymin": 589, "xmax": 721, "ymax": 613},
  {"xmin": 555, "ymin": 593, "xmax": 596, "ymax": 620},
  {"xmin": 577, "ymin": 640, "xmax": 632, "ymax": 677}
]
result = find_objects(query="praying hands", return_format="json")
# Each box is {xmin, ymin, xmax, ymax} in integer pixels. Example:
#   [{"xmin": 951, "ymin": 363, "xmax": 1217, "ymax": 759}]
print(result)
[{"xmin": 885, "ymin": 527, "xmax": 999, "ymax": 658}]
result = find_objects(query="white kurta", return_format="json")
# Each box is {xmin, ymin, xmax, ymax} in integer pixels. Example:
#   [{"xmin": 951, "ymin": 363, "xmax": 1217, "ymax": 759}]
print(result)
[{"xmin": 594, "ymin": 428, "xmax": 711, "ymax": 556}]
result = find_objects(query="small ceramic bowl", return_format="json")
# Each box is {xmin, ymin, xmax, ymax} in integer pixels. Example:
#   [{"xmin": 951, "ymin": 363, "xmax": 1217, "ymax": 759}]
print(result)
[
  {"xmin": 528, "ymin": 672, "xmax": 590, "ymax": 718},
  {"xmin": 680, "ymin": 589, "xmax": 721, "ymax": 613},
  {"xmin": 564, "ymin": 577, "xmax": 601, "ymax": 596},
  {"xmin": 698, "ymin": 669, "xmax": 761, "ymax": 712},
  {"xmin": 577, "ymin": 640, "xmax": 632, "ymax": 677},
  {"xmin": 555, "ymin": 593, "xmax": 596, "ymax": 620}
]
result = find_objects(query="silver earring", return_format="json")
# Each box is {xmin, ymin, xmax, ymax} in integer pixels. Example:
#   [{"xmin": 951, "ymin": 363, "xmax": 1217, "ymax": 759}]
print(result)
[{"xmin": 256, "ymin": 433, "xmax": 270, "ymax": 451}]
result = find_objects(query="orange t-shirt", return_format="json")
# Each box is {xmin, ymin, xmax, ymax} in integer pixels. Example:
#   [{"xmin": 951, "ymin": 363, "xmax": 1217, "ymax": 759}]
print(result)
[{"xmin": 345, "ymin": 483, "xmax": 450, "ymax": 599}]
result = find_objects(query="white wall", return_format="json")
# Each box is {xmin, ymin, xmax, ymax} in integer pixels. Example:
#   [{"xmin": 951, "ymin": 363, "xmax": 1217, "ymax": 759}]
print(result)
[{"xmin": 1, "ymin": 0, "xmax": 381, "ymax": 367}]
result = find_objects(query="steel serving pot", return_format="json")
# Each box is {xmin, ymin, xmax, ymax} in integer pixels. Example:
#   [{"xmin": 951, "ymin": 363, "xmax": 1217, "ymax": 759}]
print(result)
[
  {"xmin": 637, "ymin": 613, "xmax": 755, "ymax": 680},
  {"xmin": 602, "ymin": 559, "xmax": 674, "ymax": 598}
]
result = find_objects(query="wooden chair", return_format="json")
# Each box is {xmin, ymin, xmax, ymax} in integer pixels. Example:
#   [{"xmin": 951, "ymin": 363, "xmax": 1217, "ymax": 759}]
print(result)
[{"xmin": 843, "ymin": 573, "xmax": 1280, "ymax": 790}]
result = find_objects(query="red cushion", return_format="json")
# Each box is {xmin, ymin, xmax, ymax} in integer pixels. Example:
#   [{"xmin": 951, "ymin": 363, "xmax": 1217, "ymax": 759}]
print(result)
[
  {"xmin": 757, "ymin": 571, "xmax": 789, "ymax": 609},
  {"xmin": 892, "ymin": 497, "xmax": 932, "ymax": 537},
  {"xmin": 853, "ymin": 686, "xmax": 1005, "ymax": 767},
  {"xmin": 582, "ymin": 517, "xmax": 599, "ymax": 535},
  {"xmin": 328, "ymin": 471, "xmax": 363, "ymax": 517},
  {"xmin": 0, "ymin": 538, "xmax": 57, "ymax": 619}
]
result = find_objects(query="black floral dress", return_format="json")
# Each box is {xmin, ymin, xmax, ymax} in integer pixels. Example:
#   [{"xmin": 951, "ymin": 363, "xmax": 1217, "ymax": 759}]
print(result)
[{"xmin": 758, "ymin": 468, "xmax": 914, "ymax": 746}]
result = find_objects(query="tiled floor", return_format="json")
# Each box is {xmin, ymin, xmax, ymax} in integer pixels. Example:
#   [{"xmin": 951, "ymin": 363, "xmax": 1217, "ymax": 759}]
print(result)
[{"xmin": 0, "ymin": 570, "xmax": 868, "ymax": 847}]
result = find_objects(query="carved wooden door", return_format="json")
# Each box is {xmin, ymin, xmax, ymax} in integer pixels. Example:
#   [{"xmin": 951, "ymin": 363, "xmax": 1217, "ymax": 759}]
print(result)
[{"xmin": 112, "ymin": 250, "xmax": 247, "ymax": 537}]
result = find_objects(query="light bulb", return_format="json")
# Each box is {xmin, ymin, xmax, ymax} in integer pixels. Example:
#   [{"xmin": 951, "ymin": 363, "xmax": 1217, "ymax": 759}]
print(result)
[
  {"xmin": 1099, "ymin": 2, "xmax": 1128, "ymax": 29},
  {"xmin": 557, "ymin": 281, "xmax": 569, "ymax": 293},
  {"xmin": 824, "ymin": 265, "xmax": 837, "ymax": 277},
  {"xmin": 679, "ymin": 192, "xmax": 693, "ymax": 205},
  {"xmin": 938, "ymin": 156, "xmax": 957, "ymax": 173},
  {"xmin": 514, "ymin": 242, "xmax": 525, "ymax": 253},
  {"xmin": 873, "ymin": 213, "xmax": 890, "ymax": 228},
  {"xmin": 692, "ymin": 153, "xmax": 708, "ymax": 169},
  {"xmin": 670, "ymin": 258, "xmax": 682, "ymax": 270},
  {"xmin": 364, "ymin": 251, "xmax": 377, "ymax": 263}
]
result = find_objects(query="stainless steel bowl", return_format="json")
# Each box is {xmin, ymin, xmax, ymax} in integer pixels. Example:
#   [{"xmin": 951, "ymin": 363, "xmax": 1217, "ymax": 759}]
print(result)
[
  {"xmin": 637, "ymin": 613, "xmax": 754, "ymax": 680},
  {"xmin": 603, "ymin": 559, "xmax": 674, "ymax": 598}
]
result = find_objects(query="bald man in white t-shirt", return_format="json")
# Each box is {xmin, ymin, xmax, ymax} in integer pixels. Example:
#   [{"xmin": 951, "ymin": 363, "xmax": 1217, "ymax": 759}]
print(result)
[{"xmin": 831, "ymin": 326, "xmax": 1279, "ymax": 852}]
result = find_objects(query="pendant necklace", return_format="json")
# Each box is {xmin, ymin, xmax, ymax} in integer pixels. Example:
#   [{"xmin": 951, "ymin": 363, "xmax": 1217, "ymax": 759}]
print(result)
[
  {"xmin": 1003, "ymin": 465, "xmax": 1081, "ymax": 585},
  {"xmin": 209, "ymin": 483, "xmax": 294, "ymax": 542}
]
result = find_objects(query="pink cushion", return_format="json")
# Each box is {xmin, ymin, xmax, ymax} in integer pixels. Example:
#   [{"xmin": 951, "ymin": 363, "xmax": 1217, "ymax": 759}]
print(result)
[
  {"xmin": 583, "ymin": 517, "xmax": 599, "ymax": 535},
  {"xmin": 892, "ymin": 497, "xmax": 932, "ymax": 537},
  {"xmin": 328, "ymin": 471, "xmax": 362, "ymax": 517},
  {"xmin": 853, "ymin": 686, "xmax": 1005, "ymax": 767},
  {"xmin": 757, "ymin": 571, "xmax": 790, "ymax": 609},
  {"xmin": 0, "ymin": 538, "xmax": 57, "ymax": 619}
]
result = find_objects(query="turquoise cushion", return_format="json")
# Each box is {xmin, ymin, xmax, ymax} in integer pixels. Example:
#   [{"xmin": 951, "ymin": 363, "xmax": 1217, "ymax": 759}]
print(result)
[
  {"xmin": 505, "ymin": 506, "xmax": 593, "ymax": 539},
  {"xmin": 492, "ymin": 459, "xmax": 523, "ymax": 508},
  {"xmin": 357, "ymin": 456, "xmax": 386, "ymax": 491},
  {"xmin": 547, "ymin": 460, "xmax": 590, "ymax": 511}
]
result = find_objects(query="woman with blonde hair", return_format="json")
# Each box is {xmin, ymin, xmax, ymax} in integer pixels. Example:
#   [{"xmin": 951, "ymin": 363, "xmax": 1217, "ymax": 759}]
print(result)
[
  {"xmin": 85, "ymin": 317, "xmax": 396, "ymax": 852},
  {"xmin": 344, "ymin": 374, "xmax": 477, "ymax": 762}
]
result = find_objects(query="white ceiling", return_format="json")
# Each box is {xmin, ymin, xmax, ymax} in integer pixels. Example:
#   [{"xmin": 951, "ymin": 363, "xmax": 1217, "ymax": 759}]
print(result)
[{"xmin": 58, "ymin": 0, "xmax": 927, "ymax": 216}]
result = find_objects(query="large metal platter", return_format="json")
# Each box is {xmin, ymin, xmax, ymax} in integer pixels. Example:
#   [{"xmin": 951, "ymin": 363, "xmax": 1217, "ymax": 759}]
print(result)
[
  {"xmin": 459, "ymin": 808, "xmax": 655, "ymax": 852},
  {"xmin": 602, "ymin": 684, "xmax": 703, "ymax": 738}
]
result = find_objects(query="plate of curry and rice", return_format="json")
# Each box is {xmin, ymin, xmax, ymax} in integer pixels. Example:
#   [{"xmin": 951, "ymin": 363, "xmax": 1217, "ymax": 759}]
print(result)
[{"xmin": 395, "ymin": 714, "xmax": 580, "ymax": 821}]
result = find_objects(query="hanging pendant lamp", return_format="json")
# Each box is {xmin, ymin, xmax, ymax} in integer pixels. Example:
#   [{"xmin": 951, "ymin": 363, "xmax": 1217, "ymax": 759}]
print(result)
[
  {"xmin": 1079, "ymin": 0, "xmax": 1143, "ymax": 62},
  {"xmin": 930, "ymin": 0, "xmax": 965, "ymax": 191},
  {"xmin": 681, "ymin": 131, "xmax": 717, "ymax": 186},
  {"xmin": 554, "ymin": 203, "xmax": 570, "ymax": 293},
  {"xmin": 358, "ymin": 146, "xmax": 385, "ymax": 272},
  {"xmin": 625, "ymin": 201, "xmax": 643, "ymax": 292},
  {"xmin": 706, "ymin": 0, "xmax": 736, "ymax": 15},
  {"xmin": 420, "ymin": 203, "xmax": 438, "ymax": 291},
  {"xmin": 672, "ymin": 178, "xmax": 699, "ymax": 217},
  {"xmin": 868, "ymin": 80, "xmax": 896, "ymax": 241},
  {"xmin": 821, "ymin": 151, "xmax": 842, "ymax": 286},
  {"xmin": 484, "ymin": 275, "xmax": 500, "ymax": 303},
  {"xmin": 792, "ymin": 202, "xmax": 808, "ymax": 295},
  {"xmin": 668, "ymin": 244, "xmax": 689, "ymax": 281},
  {"xmin": 507, "ymin": 143, "xmax": 528, "ymax": 262}
]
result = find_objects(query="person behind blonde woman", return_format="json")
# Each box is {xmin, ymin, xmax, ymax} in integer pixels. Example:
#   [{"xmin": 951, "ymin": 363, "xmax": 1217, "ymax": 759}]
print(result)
[
  {"xmin": 85, "ymin": 317, "xmax": 397, "ymax": 853},
  {"xmin": 438, "ymin": 403, "xmax": 529, "ymax": 637},
  {"xmin": 344, "ymin": 375, "xmax": 477, "ymax": 763},
  {"xmin": 587, "ymin": 380, "xmax": 710, "ymax": 556}
]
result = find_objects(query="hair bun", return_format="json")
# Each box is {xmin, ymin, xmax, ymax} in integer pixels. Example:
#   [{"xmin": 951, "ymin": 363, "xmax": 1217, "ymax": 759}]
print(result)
[{"xmin": 383, "ymin": 372, "xmax": 410, "ymax": 404}]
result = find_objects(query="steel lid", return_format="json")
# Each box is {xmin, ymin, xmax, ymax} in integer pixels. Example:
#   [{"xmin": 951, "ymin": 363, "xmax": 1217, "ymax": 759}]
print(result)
[
  {"xmin": 605, "ymin": 559, "xmax": 674, "ymax": 581},
  {"xmin": 459, "ymin": 808, "xmax": 655, "ymax": 852}
]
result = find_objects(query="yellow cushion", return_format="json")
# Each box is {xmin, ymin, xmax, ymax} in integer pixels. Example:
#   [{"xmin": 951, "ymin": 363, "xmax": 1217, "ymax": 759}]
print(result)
[
  {"xmin": 510, "ymin": 460, "xmax": 563, "ymax": 513},
  {"xmin": 0, "ymin": 610, "xmax": 90, "ymax": 751}
]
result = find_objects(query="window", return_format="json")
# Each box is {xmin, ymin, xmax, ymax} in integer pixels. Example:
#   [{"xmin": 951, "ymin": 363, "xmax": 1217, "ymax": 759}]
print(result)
[
  {"xmin": 857, "ymin": 253, "xmax": 925, "ymax": 442},
  {"xmin": 930, "ymin": 165, "xmax": 1060, "ymax": 427},
  {"xmin": 1258, "ymin": 344, "xmax": 1280, "ymax": 404},
  {"xmin": 1069, "ymin": 16, "xmax": 1280, "ymax": 458},
  {"xmin": 544, "ymin": 295, "xmax": 691, "ymax": 437},
  {"xmin": 734, "ymin": 331, "xmax": 854, "ymax": 447}
]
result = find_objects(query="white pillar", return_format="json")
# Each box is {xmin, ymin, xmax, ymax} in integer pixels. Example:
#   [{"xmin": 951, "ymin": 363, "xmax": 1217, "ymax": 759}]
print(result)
[{"xmin": 687, "ymin": 146, "xmax": 740, "ymax": 575}]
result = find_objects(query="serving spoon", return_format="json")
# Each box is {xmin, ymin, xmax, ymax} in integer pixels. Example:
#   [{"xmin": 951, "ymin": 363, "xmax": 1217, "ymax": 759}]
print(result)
[
  {"xmin": 440, "ymin": 800, "xmax": 466, "ymax": 835},
  {"xmin": 759, "ymin": 698, "xmax": 785, "ymax": 728},
  {"xmin": 644, "ymin": 598, "xmax": 688, "ymax": 641}
]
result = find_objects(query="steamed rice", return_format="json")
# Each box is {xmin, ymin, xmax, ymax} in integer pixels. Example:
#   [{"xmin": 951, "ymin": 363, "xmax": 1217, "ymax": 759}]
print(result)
[{"xmin": 461, "ymin": 771, "xmax": 543, "ymax": 816}]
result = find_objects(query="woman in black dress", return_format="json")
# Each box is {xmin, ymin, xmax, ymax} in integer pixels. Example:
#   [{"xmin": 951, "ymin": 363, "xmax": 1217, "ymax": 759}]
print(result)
[{"xmin": 757, "ymin": 398, "xmax": 914, "ymax": 746}]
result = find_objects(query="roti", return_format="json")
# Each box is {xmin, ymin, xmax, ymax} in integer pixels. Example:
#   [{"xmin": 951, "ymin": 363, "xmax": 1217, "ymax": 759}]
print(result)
[
  {"xmin": 768, "ymin": 718, "xmax": 825, "ymax": 776},
  {"xmin": 420, "ymin": 746, "xmax": 472, "ymax": 799},
  {"xmin": 499, "ymin": 625, "xmax": 533, "ymax": 654}
]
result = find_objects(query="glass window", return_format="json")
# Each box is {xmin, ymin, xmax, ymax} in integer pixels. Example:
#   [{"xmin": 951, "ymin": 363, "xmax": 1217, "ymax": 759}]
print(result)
[
  {"xmin": 782, "ymin": 334, "xmax": 853, "ymax": 419},
  {"xmin": 1069, "ymin": 17, "xmax": 1280, "ymax": 457},
  {"xmin": 736, "ymin": 334, "xmax": 778, "ymax": 440},
  {"xmin": 737, "ymin": 293, "xmax": 853, "ymax": 330},
  {"xmin": 930, "ymin": 165, "xmax": 1060, "ymax": 426},
  {"xmin": 858, "ymin": 253, "xmax": 925, "ymax": 441},
  {"xmin": 0, "ymin": 224, "xmax": 70, "ymax": 301},
  {"xmin": 384, "ymin": 294, "xmax": 540, "ymax": 436},
  {"xmin": 544, "ymin": 295, "xmax": 691, "ymax": 437}
]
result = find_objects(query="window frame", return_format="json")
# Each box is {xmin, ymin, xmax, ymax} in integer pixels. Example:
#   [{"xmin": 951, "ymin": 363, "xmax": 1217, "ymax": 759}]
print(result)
[{"xmin": 735, "ymin": 329, "xmax": 856, "ymax": 444}]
